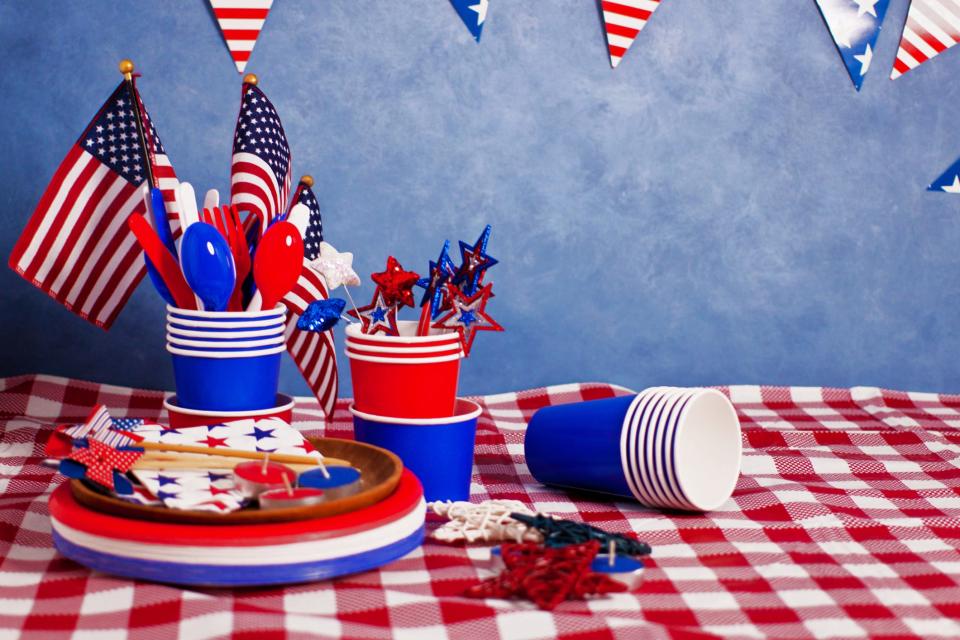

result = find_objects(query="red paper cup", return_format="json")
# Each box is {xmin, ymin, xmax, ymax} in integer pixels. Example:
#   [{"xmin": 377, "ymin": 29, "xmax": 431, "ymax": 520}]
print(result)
[
  {"xmin": 345, "ymin": 321, "xmax": 460, "ymax": 349},
  {"xmin": 164, "ymin": 393, "xmax": 295, "ymax": 428},
  {"xmin": 347, "ymin": 349, "xmax": 461, "ymax": 418}
]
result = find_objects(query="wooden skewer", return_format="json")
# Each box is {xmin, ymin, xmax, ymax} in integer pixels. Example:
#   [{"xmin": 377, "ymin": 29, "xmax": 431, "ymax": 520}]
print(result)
[
  {"xmin": 138, "ymin": 452, "xmax": 351, "ymax": 467},
  {"xmin": 132, "ymin": 441, "xmax": 325, "ymax": 466},
  {"xmin": 132, "ymin": 459, "xmax": 349, "ymax": 472}
]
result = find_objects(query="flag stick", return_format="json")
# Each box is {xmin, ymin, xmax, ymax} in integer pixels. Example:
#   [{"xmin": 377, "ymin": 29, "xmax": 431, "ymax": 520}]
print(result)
[{"xmin": 119, "ymin": 60, "xmax": 156, "ymax": 191}]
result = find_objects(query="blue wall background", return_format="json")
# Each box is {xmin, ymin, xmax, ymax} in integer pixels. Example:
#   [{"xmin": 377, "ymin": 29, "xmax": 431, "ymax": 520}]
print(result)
[{"xmin": 2, "ymin": 1, "xmax": 959, "ymax": 398}]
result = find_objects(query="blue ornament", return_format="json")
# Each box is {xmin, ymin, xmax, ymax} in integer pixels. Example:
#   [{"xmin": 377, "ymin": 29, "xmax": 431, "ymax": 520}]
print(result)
[
  {"xmin": 417, "ymin": 240, "xmax": 458, "ymax": 319},
  {"xmin": 298, "ymin": 298, "xmax": 346, "ymax": 333}
]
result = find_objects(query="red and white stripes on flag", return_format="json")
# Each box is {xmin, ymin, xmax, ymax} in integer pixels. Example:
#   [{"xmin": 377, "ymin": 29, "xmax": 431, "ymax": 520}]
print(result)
[
  {"xmin": 210, "ymin": 0, "xmax": 273, "ymax": 73},
  {"xmin": 8, "ymin": 80, "xmax": 179, "ymax": 330},
  {"xmin": 601, "ymin": 0, "xmax": 663, "ymax": 68},
  {"xmin": 891, "ymin": 0, "xmax": 960, "ymax": 78},
  {"xmin": 283, "ymin": 265, "xmax": 338, "ymax": 420}
]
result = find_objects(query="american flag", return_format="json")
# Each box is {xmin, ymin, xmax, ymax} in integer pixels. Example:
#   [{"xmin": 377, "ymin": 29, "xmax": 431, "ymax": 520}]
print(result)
[
  {"xmin": 282, "ymin": 179, "xmax": 338, "ymax": 421},
  {"xmin": 230, "ymin": 81, "xmax": 291, "ymax": 231},
  {"xmin": 815, "ymin": 0, "xmax": 890, "ymax": 91},
  {"xmin": 8, "ymin": 80, "xmax": 180, "ymax": 330},
  {"xmin": 57, "ymin": 405, "xmax": 139, "ymax": 449},
  {"xmin": 210, "ymin": 0, "xmax": 273, "ymax": 74},
  {"xmin": 891, "ymin": 0, "xmax": 960, "ymax": 79},
  {"xmin": 601, "ymin": 0, "xmax": 663, "ymax": 69}
]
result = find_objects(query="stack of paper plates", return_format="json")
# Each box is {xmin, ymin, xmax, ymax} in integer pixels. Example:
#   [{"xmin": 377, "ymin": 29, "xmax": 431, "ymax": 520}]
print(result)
[{"xmin": 49, "ymin": 470, "xmax": 425, "ymax": 586}]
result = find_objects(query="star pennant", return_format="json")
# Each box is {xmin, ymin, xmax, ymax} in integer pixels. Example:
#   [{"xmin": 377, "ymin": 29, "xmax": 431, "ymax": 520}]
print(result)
[
  {"xmin": 210, "ymin": 0, "xmax": 273, "ymax": 73},
  {"xmin": 349, "ymin": 289, "xmax": 400, "ymax": 336},
  {"xmin": 892, "ymin": 0, "xmax": 960, "ymax": 79},
  {"xmin": 432, "ymin": 283, "xmax": 502, "ymax": 356},
  {"xmin": 601, "ymin": 0, "xmax": 664, "ymax": 69},
  {"xmin": 449, "ymin": 0, "xmax": 488, "ymax": 42},
  {"xmin": 929, "ymin": 156, "xmax": 960, "ymax": 193},
  {"xmin": 815, "ymin": 0, "xmax": 891, "ymax": 90}
]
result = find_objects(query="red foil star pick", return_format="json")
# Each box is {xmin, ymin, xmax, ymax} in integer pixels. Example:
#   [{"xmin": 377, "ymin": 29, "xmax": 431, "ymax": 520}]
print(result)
[
  {"xmin": 464, "ymin": 540, "xmax": 626, "ymax": 610},
  {"xmin": 371, "ymin": 256, "xmax": 419, "ymax": 308}
]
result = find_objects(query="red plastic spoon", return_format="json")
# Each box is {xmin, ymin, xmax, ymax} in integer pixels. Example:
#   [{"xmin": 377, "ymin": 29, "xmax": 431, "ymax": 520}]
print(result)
[{"xmin": 251, "ymin": 221, "xmax": 303, "ymax": 311}]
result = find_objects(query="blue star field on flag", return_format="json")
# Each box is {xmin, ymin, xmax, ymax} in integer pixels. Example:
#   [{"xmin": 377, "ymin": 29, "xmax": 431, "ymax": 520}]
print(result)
[
  {"xmin": 449, "ymin": 0, "xmax": 488, "ymax": 42},
  {"xmin": 929, "ymin": 156, "xmax": 960, "ymax": 194},
  {"xmin": 293, "ymin": 180, "xmax": 324, "ymax": 261},
  {"xmin": 815, "ymin": 0, "xmax": 890, "ymax": 90}
]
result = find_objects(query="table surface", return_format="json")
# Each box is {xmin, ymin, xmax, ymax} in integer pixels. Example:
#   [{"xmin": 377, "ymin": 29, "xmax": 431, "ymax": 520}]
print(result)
[{"xmin": 2, "ymin": 374, "xmax": 960, "ymax": 640}]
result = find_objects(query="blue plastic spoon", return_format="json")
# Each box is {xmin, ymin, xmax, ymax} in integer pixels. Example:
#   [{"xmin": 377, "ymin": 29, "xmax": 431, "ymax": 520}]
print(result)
[{"xmin": 180, "ymin": 222, "xmax": 236, "ymax": 312}]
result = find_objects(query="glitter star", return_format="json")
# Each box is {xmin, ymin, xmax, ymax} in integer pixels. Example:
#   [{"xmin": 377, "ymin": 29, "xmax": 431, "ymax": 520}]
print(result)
[{"xmin": 371, "ymin": 256, "xmax": 420, "ymax": 308}]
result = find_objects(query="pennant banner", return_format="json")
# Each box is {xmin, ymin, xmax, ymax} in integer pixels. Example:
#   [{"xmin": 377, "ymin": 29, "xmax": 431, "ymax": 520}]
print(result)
[
  {"xmin": 449, "ymin": 0, "xmax": 488, "ymax": 42},
  {"xmin": 601, "ymin": 0, "xmax": 664, "ymax": 69},
  {"xmin": 892, "ymin": 0, "xmax": 960, "ymax": 79},
  {"xmin": 929, "ymin": 156, "xmax": 960, "ymax": 193},
  {"xmin": 815, "ymin": 0, "xmax": 890, "ymax": 90},
  {"xmin": 210, "ymin": 0, "xmax": 273, "ymax": 73}
]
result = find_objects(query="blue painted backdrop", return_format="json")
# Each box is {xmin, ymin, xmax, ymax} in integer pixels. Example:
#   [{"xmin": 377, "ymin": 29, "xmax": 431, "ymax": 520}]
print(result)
[{"xmin": 1, "ymin": 1, "xmax": 959, "ymax": 397}]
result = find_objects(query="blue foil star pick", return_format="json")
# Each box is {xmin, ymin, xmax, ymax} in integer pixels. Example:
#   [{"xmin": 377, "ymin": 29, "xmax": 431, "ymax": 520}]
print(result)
[
  {"xmin": 453, "ymin": 225, "xmax": 498, "ymax": 296},
  {"xmin": 417, "ymin": 240, "xmax": 458, "ymax": 319},
  {"xmin": 298, "ymin": 298, "xmax": 347, "ymax": 333}
]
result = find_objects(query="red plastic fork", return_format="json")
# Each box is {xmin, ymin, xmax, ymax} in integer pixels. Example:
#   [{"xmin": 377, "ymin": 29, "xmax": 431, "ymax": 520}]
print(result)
[{"xmin": 225, "ymin": 205, "xmax": 252, "ymax": 311}]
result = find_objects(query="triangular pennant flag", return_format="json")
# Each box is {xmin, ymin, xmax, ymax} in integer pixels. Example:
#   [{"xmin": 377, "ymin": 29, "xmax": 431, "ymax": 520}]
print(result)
[
  {"xmin": 929, "ymin": 156, "xmax": 960, "ymax": 193},
  {"xmin": 210, "ymin": 0, "xmax": 273, "ymax": 73},
  {"xmin": 601, "ymin": 0, "xmax": 664, "ymax": 69},
  {"xmin": 815, "ymin": 0, "xmax": 891, "ymax": 90},
  {"xmin": 449, "ymin": 0, "xmax": 488, "ymax": 42},
  {"xmin": 891, "ymin": 0, "xmax": 960, "ymax": 79}
]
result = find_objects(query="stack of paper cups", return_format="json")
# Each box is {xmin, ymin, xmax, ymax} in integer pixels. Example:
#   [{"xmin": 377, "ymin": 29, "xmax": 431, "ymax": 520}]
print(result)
[{"xmin": 524, "ymin": 387, "xmax": 742, "ymax": 512}]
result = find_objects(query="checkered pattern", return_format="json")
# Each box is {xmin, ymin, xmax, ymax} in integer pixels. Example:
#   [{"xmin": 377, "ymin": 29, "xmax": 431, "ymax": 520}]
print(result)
[{"xmin": 3, "ymin": 375, "xmax": 960, "ymax": 639}]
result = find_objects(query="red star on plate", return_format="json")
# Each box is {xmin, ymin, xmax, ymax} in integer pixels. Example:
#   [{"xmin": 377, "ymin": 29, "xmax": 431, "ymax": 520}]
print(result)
[
  {"xmin": 208, "ymin": 485, "xmax": 234, "ymax": 496},
  {"xmin": 67, "ymin": 438, "xmax": 143, "ymax": 491},
  {"xmin": 201, "ymin": 435, "xmax": 229, "ymax": 448},
  {"xmin": 431, "ymin": 283, "xmax": 503, "ymax": 357},
  {"xmin": 371, "ymin": 256, "xmax": 419, "ymax": 308},
  {"xmin": 348, "ymin": 289, "xmax": 400, "ymax": 336}
]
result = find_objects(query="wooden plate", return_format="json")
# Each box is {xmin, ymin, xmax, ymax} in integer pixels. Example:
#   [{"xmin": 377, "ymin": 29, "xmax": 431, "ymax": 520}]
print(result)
[{"xmin": 70, "ymin": 437, "xmax": 403, "ymax": 525}]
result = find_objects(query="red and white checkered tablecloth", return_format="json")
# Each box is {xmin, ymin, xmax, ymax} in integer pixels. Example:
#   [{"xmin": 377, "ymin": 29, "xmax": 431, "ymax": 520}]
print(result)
[{"xmin": 2, "ymin": 374, "xmax": 960, "ymax": 639}]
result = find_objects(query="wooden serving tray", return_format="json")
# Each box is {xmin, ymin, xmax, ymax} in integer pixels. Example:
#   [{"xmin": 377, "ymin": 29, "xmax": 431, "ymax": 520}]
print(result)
[{"xmin": 70, "ymin": 437, "xmax": 403, "ymax": 525}]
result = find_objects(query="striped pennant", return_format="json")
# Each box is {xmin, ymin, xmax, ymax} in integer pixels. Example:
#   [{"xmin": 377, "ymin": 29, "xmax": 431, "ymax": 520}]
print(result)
[
  {"xmin": 210, "ymin": 0, "xmax": 273, "ymax": 73},
  {"xmin": 891, "ymin": 0, "xmax": 960, "ymax": 78},
  {"xmin": 601, "ymin": 0, "xmax": 664, "ymax": 68}
]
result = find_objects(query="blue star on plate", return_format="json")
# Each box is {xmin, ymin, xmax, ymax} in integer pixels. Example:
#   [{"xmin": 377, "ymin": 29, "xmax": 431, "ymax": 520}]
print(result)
[
  {"xmin": 156, "ymin": 475, "xmax": 180, "ymax": 487},
  {"xmin": 207, "ymin": 471, "xmax": 231, "ymax": 482},
  {"xmin": 298, "ymin": 298, "xmax": 346, "ymax": 333},
  {"xmin": 248, "ymin": 426, "xmax": 276, "ymax": 441},
  {"xmin": 929, "ymin": 155, "xmax": 960, "ymax": 194},
  {"xmin": 256, "ymin": 445, "xmax": 277, "ymax": 453},
  {"xmin": 156, "ymin": 490, "xmax": 179, "ymax": 501},
  {"xmin": 453, "ymin": 225, "xmax": 498, "ymax": 296},
  {"xmin": 417, "ymin": 240, "xmax": 458, "ymax": 319}
]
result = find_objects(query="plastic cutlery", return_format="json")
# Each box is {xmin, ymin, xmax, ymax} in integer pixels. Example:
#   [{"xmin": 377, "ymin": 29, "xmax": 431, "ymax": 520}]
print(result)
[
  {"xmin": 180, "ymin": 222, "xmax": 236, "ymax": 312},
  {"xmin": 178, "ymin": 182, "xmax": 200, "ymax": 231},
  {"xmin": 128, "ymin": 213, "xmax": 196, "ymax": 309},
  {"xmin": 203, "ymin": 189, "xmax": 219, "ymax": 210},
  {"xmin": 249, "ymin": 221, "xmax": 303, "ymax": 311},
  {"xmin": 139, "ymin": 187, "xmax": 175, "ymax": 305},
  {"xmin": 224, "ymin": 205, "xmax": 252, "ymax": 311},
  {"xmin": 285, "ymin": 203, "xmax": 311, "ymax": 239},
  {"xmin": 150, "ymin": 188, "xmax": 177, "ymax": 257}
]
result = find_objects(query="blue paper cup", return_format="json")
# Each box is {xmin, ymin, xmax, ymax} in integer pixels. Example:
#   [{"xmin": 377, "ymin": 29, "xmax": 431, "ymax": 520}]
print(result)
[
  {"xmin": 350, "ymin": 399, "xmax": 481, "ymax": 502},
  {"xmin": 166, "ymin": 306, "xmax": 287, "ymax": 412},
  {"xmin": 524, "ymin": 394, "xmax": 641, "ymax": 499}
]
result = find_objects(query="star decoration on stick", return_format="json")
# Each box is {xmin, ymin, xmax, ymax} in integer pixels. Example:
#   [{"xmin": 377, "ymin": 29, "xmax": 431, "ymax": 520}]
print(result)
[
  {"xmin": 453, "ymin": 225, "xmax": 497, "ymax": 296},
  {"xmin": 66, "ymin": 438, "xmax": 142, "ymax": 493},
  {"xmin": 371, "ymin": 256, "xmax": 420, "ymax": 308},
  {"xmin": 431, "ymin": 283, "xmax": 502, "ymax": 357},
  {"xmin": 348, "ymin": 289, "xmax": 400, "ymax": 336},
  {"xmin": 417, "ymin": 240, "xmax": 458, "ymax": 318},
  {"xmin": 310, "ymin": 242, "xmax": 361, "ymax": 290}
]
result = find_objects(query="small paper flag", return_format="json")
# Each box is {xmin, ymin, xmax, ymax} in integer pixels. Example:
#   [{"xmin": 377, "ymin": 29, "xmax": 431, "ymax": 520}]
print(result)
[
  {"xmin": 601, "ymin": 0, "xmax": 664, "ymax": 69},
  {"xmin": 449, "ymin": 0, "xmax": 488, "ymax": 42},
  {"xmin": 892, "ymin": 0, "xmax": 960, "ymax": 79},
  {"xmin": 929, "ymin": 156, "xmax": 960, "ymax": 193},
  {"xmin": 210, "ymin": 0, "xmax": 273, "ymax": 73},
  {"xmin": 815, "ymin": 0, "xmax": 891, "ymax": 90}
]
